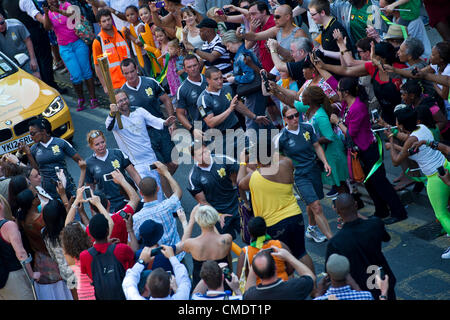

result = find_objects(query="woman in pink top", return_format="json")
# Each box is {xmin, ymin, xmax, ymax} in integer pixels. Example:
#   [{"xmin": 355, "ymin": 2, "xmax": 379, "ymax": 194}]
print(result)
[
  {"xmin": 61, "ymin": 222, "xmax": 96, "ymax": 300},
  {"xmin": 42, "ymin": 0, "xmax": 98, "ymax": 111},
  {"xmin": 326, "ymin": 75, "xmax": 408, "ymax": 225}
]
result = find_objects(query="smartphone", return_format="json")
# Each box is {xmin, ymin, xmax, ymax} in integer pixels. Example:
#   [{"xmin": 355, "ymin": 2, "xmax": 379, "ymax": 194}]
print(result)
[
  {"xmin": 155, "ymin": 1, "xmax": 165, "ymax": 8},
  {"xmin": 261, "ymin": 70, "xmax": 270, "ymax": 92},
  {"xmin": 150, "ymin": 163, "xmax": 157, "ymax": 170},
  {"xmin": 223, "ymin": 7, "xmax": 231, "ymax": 14},
  {"xmin": 150, "ymin": 246, "xmax": 163, "ymax": 257},
  {"xmin": 55, "ymin": 166, "xmax": 60, "ymax": 174},
  {"xmin": 118, "ymin": 210, "xmax": 129, "ymax": 220},
  {"xmin": 437, "ymin": 166, "xmax": 446, "ymax": 176},
  {"xmin": 181, "ymin": 20, "xmax": 186, "ymax": 28},
  {"xmin": 172, "ymin": 211, "xmax": 178, "ymax": 218},
  {"xmin": 371, "ymin": 109, "xmax": 379, "ymax": 122},
  {"xmin": 216, "ymin": 9, "xmax": 224, "ymax": 15},
  {"xmin": 84, "ymin": 186, "xmax": 92, "ymax": 200},
  {"xmin": 198, "ymin": 105, "xmax": 207, "ymax": 118},
  {"xmin": 408, "ymin": 147, "xmax": 419, "ymax": 156},
  {"xmin": 103, "ymin": 173, "xmax": 114, "ymax": 181},
  {"xmin": 222, "ymin": 267, "xmax": 232, "ymax": 281},
  {"xmin": 378, "ymin": 266, "xmax": 385, "ymax": 280}
]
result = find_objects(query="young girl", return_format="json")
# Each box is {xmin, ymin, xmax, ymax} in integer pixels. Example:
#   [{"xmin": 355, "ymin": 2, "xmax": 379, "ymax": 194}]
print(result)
[
  {"xmin": 138, "ymin": 4, "xmax": 163, "ymax": 78},
  {"xmin": 154, "ymin": 26, "xmax": 170, "ymax": 61},
  {"xmin": 277, "ymin": 71, "xmax": 299, "ymax": 126},
  {"xmin": 122, "ymin": 5, "xmax": 152, "ymax": 76},
  {"xmin": 166, "ymin": 39, "xmax": 186, "ymax": 101}
]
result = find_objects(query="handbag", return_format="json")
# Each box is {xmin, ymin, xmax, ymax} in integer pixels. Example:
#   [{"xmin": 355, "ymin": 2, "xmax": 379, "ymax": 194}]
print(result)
[
  {"xmin": 74, "ymin": 15, "xmax": 95, "ymax": 46},
  {"xmin": 236, "ymin": 75, "xmax": 262, "ymax": 97},
  {"xmin": 348, "ymin": 149, "xmax": 365, "ymax": 183}
]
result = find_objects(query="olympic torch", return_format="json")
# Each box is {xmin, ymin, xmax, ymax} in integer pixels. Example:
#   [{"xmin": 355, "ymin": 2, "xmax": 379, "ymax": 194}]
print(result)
[{"xmin": 97, "ymin": 54, "xmax": 123, "ymax": 129}]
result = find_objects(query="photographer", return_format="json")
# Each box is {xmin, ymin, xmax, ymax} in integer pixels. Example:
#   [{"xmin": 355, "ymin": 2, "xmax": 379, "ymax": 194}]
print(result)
[
  {"xmin": 192, "ymin": 260, "xmax": 243, "ymax": 300},
  {"xmin": 122, "ymin": 245, "xmax": 191, "ymax": 300}
]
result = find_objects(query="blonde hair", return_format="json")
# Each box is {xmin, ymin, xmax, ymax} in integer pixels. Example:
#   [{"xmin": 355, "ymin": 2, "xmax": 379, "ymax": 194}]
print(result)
[
  {"xmin": 206, "ymin": 7, "xmax": 218, "ymax": 20},
  {"xmin": 195, "ymin": 205, "xmax": 219, "ymax": 228},
  {"xmin": 221, "ymin": 30, "xmax": 241, "ymax": 44}
]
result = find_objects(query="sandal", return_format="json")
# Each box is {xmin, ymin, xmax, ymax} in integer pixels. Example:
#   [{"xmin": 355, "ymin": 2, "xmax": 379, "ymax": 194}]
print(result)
[
  {"xmin": 76, "ymin": 98, "xmax": 85, "ymax": 112},
  {"xmin": 90, "ymin": 98, "xmax": 99, "ymax": 109}
]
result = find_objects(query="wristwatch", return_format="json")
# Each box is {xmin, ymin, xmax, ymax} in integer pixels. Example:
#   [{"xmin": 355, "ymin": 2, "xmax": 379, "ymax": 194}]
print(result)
[
  {"xmin": 430, "ymin": 141, "xmax": 439, "ymax": 150},
  {"xmin": 137, "ymin": 259, "xmax": 145, "ymax": 265}
]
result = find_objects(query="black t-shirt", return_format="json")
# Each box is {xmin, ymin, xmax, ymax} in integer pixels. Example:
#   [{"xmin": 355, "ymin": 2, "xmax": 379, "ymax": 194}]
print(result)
[
  {"xmin": 318, "ymin": 17, "xmax": 353, "ymax": 65},
  {"xmin": 243, "ymin": 276, "xmax": 314, "ymax": 300}
]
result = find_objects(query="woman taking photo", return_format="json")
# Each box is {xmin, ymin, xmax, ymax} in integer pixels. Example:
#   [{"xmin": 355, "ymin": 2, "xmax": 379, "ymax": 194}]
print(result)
[
  {"xmin": 84, "ymin": 130, "xmax": 141, "ymax": 213},
  {"xmin": 176, "ymin": 204, "xmax": 232, "ymax": 289},
  {"xmin": 386, "ymin": 105, "xmax": 450, "ymax": 258},
  {"xmin": 20, "ymin": 118, "xmax": 83, "ymax": 200},
  {"xmin": 328, "ymin": 77, "xmax": 408, "ymax": 225},
  {"xmin": 43, "ymin": 0, "xmax": 98, "ymax": 111},
  {"xmin": 16, "ymin": 189, "xmax": 72, "ymax": 299}
]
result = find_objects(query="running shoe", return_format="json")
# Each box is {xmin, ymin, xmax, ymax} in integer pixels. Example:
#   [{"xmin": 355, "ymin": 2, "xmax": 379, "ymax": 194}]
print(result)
[
  {"xmin": 76, "ymin": 98, "xmax": 85, "ymax": 112},
  {"xmin": 441, "ymin": 247, "xmax": 450, "ymax": 259},
  {"xmin": 326, "ymin": 187, "xmax": 338, "ymax": 198},
  {"xmin": 305, "ymin": 225, "xmax": 327, "ymax": 243}
]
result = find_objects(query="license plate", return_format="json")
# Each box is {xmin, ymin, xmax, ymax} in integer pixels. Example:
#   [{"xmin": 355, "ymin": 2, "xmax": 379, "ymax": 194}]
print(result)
[{"xmin": 0, "ymin": 135, "xmax": 33, "ymax": 155}]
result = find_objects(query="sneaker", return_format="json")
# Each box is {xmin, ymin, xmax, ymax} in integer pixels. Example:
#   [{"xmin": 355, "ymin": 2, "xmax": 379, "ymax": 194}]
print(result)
[
  {"xmin": 326, "ymin": 187, "xmax": 338, "ymax": 198},
  {"xmin": 76, "ymin": 98, "xmax": 85, "ymax": 112},
  {"xmin": 90, "ymin": 98, "xmax": 99, "ymax": 109},
  {"xmin": 441, "ymin": 247, "xmax": 450, "ymax": 259},
  {"xmin": 305, "ymin": 225, "xmax": 327, "ymax": 243}
]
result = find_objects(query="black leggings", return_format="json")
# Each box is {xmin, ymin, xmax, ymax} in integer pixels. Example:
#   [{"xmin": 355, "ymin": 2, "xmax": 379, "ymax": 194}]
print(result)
[{"xmin": 359, "ymin": 142, "xmax": 408, "ymax": 219}]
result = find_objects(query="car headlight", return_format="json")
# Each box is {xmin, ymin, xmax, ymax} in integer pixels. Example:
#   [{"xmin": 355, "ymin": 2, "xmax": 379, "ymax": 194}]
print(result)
[{"xmin": 42, "ymin": 96, "xmax": 64, "ymax": 117}]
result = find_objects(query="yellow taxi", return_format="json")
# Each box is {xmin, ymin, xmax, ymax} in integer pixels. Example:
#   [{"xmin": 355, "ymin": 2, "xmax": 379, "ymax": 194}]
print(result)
[{"xmin": 0, "ymin": 51, "xmax": 74, "ymax": 156}]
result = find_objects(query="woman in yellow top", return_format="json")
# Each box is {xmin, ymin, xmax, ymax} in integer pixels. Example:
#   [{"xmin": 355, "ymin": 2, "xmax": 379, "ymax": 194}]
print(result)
[{"xmin": 237, "ymin": 141, "xmax": 315, "ymax": 274}]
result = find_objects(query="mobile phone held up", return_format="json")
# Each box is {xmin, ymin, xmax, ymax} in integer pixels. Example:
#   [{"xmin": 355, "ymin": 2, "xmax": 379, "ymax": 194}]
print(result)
[
  {"xmin": 118, "ymin": 210, "xmax": 129, "ymax": 220},
  {"xmin": 84, "ymin": 186, "xmax": 93, "ymax": 200},
  {"xmin": 155, "ymin": 1, "xmax": 165, "ymax": 8},
  {"xmin": 261, "ymin": 70, "xmax": 270, "ymax": 92},
  {"xmin": 216, "ymin": 9, "xmax": 225, "ymax": 15},
  {"xmin": 378, "ymin": 266, "xmax": 385, "ymax": 280},
  {"xmin": 222, "ymin": 267, "xmax": 232, "ymax": 281},
  {"xmin": 150, "ymin": 163, "xmax": 157, "ymax": 170},
  {"xmin": 103, "ymin": 173, "xmax": 114, "ymax": 181}
]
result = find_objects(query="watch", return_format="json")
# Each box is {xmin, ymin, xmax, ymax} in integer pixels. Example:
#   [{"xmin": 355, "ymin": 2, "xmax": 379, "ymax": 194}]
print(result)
[{"xmin": 137, "ymin": 259, "xmax": 145, "ymax": 265}]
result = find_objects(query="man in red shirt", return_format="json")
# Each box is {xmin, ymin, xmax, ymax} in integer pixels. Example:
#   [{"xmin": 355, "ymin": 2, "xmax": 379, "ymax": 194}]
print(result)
[
  {"xmin": 247, "ymin": 1, "xmax": 276, "ymax": 72},
  {"xmin": 80, "ymin": 214, "xmax": 135, "ymax": 281}
]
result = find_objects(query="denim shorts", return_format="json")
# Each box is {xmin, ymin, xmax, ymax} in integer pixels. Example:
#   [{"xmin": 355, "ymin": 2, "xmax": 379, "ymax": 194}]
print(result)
[{"xmin": 59, "ymin": 39, "xmax": 93, "ymax": 84}]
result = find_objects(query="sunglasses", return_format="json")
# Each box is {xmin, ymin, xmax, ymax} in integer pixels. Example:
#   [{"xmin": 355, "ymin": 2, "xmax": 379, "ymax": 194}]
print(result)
[
  {"xmin": 241, "ymin": 5, "xmax": 249, "ymax": 9},
  {"xmin": 89, "ymin": 131, "xmax": 101, "ymax": 139},
  {"xmin": 274, "ymin": 15, "xmax": 282, "ymax": 19},
  {"xmin": 286, "ymin": 112, "xmax": 300, "ymax": 120}
]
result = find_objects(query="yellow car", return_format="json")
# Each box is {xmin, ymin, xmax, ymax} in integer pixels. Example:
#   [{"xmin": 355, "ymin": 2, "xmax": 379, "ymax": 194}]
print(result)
[{"xmin": 0, "ymin": 51, "xmax": 74, "ymax": 156}]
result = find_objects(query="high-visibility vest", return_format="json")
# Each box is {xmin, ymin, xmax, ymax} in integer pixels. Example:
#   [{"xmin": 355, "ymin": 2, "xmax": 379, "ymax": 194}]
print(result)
[{"xmin": 97, "ymin": 27, "xmax": 130, "ymax": 89}]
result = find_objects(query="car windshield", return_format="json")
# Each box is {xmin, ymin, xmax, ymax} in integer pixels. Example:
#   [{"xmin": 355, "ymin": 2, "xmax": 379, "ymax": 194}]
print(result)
[{"xmin": 0, "ymin": 55, "xmax": 17, "ymax": 80}]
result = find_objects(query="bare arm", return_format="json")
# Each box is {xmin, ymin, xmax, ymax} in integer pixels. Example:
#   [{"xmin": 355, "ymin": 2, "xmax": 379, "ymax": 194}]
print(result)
[
  {"xmin": 124, "ymin": 164, "xmax": 142, "ymax": 187},
  {"xmin": 111, "ymin": 170, "xmax": 140, "ymax": 211},
  {"xmin": 159, "ymin": 93, "xmax": 175, "ymax": 117},
  {"xmin": 322, "ymin": 62, "xmax": 368, "ymax": 77},
  {"xmin": 155, "ymin": 162, "xmax": 182, "ymax": 200},
  {"xmin": 241, "ymin": 26, "xmax": 278, "ymax": 42}
]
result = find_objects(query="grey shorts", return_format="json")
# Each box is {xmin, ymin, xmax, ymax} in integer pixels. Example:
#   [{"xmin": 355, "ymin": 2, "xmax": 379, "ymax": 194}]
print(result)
[{"xmin": 294, "ymin": 165, "xmax": 324, "ymax": 205}]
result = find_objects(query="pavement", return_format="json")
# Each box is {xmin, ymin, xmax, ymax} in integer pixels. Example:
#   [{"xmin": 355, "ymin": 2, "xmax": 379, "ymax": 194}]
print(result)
[{"xmin": 52, "ymin": 25, "xmax": 450, "ymax": 300}]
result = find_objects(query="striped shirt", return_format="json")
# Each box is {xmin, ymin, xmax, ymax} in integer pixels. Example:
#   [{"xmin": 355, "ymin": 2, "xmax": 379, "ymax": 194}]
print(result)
[
  {"xmin": 201, "ymin": 34, "xmax": 232, "ymax": 74},
  {"xmin": 71, "ymin": 261, "xmax": 96, "ymax": 300},
  {"xmin": 314, "ymin": 285, "xmax": 374, "ymax": 300}
]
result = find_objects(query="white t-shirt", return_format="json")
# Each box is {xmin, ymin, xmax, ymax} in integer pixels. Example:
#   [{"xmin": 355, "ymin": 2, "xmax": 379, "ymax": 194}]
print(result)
[{"xmin": 409, "ymin": 124, "xmax": 446, "ymax": 176}]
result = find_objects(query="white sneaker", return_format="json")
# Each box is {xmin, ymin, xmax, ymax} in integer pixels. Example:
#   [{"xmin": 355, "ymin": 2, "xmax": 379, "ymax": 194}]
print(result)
[
  {"xmin": 305, "ymin": 225, "xmax": 327, "ymax": 243},
  {"xmin": 441, "ymin": 247, "xmax": 450, "ymax": 259}
]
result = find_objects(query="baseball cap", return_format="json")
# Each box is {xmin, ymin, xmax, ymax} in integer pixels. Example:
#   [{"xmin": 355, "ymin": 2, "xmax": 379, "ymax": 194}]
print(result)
[{"xmin": 196, "ymin": 18, "xmax": 218, "ymax": 29}]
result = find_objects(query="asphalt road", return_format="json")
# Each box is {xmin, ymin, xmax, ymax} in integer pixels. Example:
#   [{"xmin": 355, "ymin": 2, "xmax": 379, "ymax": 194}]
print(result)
[{"xmin": 54, "ymin": 23, "xmax": 450, "ymax": 299}]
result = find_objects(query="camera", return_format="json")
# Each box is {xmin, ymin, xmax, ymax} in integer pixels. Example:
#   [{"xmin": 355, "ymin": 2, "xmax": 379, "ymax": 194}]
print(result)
[
  {"xmin": 155, "ymin": 1, "xmax": 165, "ymax": 8},
  {"xmin": 83, "ymin": 186, "xmax": 93, "ymax": 200},
  {"xmin": 223, "ymin": 7, "xmax": 231, "ymax": 14},
  {"xmin": 150, "ymin": 163, "xmax": 157, "ymax": 170},
  {"xmin": 103, "ymin": 173, "xmax": 114, "ymax": 181},
  {"xmin": 150, "ymin": 246, "xmax": 163, "ymax": 257},
  {"xmin": 55, "ymin": 166, "xmax": 60, "ymax": 173},
  {"xmin": 371, "ymin": 109, "xmax": 379, "ymax": 122},
  {"xmin": 216, "ymin": 9, "xmax": 225, "ymax": 15}
]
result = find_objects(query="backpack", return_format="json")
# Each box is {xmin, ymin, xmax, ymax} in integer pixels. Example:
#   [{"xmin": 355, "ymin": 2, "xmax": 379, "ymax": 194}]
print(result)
[
  {"xmin": 0, "ymin": 219, "xmax": 10, "ymax": 289},
  {"xmin": 88, "ymin": 244, "xmax": 126, "ymax": 300}
]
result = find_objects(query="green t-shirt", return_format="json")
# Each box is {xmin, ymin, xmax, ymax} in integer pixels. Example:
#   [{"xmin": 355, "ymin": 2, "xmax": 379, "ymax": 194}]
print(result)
[
  {"xmin": 398, "ymin": 0, "xmax": 421, "ymax": 22},
  {"xmin": 350, "ymin": 3, "xmax": 372, "ymax": 43}
]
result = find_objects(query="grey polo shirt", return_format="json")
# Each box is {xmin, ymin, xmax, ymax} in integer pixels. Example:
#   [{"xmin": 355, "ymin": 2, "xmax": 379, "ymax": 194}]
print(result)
[{"xmin": 0, "ymin": 19, "xmax": 30, "ymax": 60}]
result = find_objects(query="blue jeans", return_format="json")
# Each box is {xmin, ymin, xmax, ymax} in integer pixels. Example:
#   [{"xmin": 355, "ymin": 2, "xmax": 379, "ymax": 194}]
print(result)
[{"xmin": 59, "ymin": 39, "xmax": 93, "ymax": 84}]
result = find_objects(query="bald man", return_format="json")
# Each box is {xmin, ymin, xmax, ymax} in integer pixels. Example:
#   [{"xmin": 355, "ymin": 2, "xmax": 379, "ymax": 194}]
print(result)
[
  {"xmin": 239, "ymin": 4, "xmax": 307, "ymax": 62},
  {"xmin": 325, "ymin": 193, "xmax": 397, "ymax": 300}
]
